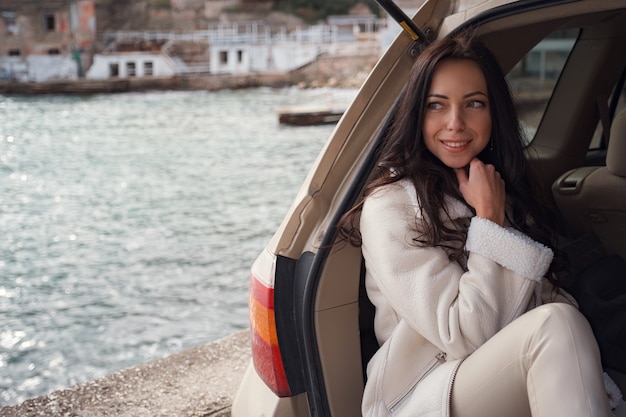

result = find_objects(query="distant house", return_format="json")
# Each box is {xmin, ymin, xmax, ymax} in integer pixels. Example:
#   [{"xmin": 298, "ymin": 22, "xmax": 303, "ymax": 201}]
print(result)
[
  {"xmin": 85, "ymin": 38, "xmax": 178, "ymax": 80},
  {"xmin": 0, "ymin": 0, "xmax": 96, "ymax": 82},
  {"xmin": 86, "ymin": 51, "xmax": 178, "ymax": 80}
]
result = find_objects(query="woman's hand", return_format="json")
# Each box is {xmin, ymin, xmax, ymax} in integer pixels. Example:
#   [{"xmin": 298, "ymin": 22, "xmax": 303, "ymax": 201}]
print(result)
[{"xmin": 455, "ymin": 158, "xmax": 506, "ymax": 226}]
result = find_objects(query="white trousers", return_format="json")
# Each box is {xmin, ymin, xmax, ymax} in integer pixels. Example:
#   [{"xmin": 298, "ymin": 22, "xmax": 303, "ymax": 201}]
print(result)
[{"xmin": 451, "ymin": 303, "xmax": 612, "ymax": 417}]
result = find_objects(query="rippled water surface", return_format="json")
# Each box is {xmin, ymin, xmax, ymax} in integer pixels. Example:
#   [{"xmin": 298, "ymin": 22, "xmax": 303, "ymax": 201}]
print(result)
[{"xmin": 0, "ymin": 87, "xmax": 353, "ymax": 405}]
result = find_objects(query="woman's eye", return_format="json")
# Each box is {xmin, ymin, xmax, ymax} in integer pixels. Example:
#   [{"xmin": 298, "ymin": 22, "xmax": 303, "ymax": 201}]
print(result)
[
  {"xmin": 427, "ymin": 102, "xmax": 443, "ymax": 110},
  {"xmin": 467, "ymin": 100, "xmax": 485, "ymax": 108}
]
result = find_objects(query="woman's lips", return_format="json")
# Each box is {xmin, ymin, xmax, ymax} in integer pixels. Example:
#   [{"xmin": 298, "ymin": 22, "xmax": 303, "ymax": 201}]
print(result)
[{"xmin": 439, "ymin": 139, "xmax": 470, "ymax": 150}]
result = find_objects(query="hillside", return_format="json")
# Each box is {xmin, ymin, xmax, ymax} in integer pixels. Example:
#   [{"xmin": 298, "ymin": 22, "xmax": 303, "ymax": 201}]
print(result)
[{"xmin": 94, "ymin": 0, "xmax": 380, "ymax": 33}]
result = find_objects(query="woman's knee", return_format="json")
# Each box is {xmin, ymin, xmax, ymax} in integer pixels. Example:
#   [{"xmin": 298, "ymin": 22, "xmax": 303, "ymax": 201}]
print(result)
[
  {"xmin": 533, "ymin": 302, "xmax": 588, "ymax": 327},
  {"xmin": 527, "ymin": 303, "xmax": 597, "ymax": 350}
]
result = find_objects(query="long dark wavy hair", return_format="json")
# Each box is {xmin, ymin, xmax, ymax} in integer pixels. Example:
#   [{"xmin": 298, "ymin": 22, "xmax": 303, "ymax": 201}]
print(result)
[{"xmin": 338, "ymin": 32, "xmax": 566, "ymax": 282}]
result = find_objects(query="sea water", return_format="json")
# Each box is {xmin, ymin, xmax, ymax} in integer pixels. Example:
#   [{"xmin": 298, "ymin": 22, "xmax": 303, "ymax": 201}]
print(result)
[{"xmin": 0, "ymin": 87, "xmax": 354, "ymax": 406}]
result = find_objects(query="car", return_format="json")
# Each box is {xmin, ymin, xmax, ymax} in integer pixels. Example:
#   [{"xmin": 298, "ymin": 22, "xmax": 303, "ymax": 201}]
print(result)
[{"xmin": 232, "ymin": 0, "xmax": 626, "ymax": 416}]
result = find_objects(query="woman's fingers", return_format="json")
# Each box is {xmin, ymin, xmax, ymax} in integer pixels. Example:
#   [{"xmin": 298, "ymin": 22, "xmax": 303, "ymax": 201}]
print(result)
[{"xmin": 456, "ymin": 158, "xmax": 506, "ymax": 226}]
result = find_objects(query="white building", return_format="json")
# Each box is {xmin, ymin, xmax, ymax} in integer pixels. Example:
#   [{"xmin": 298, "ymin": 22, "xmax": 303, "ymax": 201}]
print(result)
[
  {"xmin": 1, "ymin": 55, "xmax": 78, "ymax": 82},
  {"xmin": 86, "ymin": 51, "xmax": 176, "ymax": 79},
  {"xmin": 208, "ymin": 41, "xmax": 321, "ymax": 75}
]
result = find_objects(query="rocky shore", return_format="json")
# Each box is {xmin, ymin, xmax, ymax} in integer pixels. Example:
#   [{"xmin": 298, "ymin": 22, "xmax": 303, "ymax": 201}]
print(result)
[{"xmin": 0, "ymin": 330, "xmax": 251, "ymax": 417}]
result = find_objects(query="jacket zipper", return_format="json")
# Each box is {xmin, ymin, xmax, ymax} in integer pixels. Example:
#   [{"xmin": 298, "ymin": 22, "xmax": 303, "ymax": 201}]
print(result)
[
  {"xmin": 445, "ymin": 360, "xmax": 464, "ymax": 417},
  {"xmin": 389, "ymin": 352, "xmax": 447, "ymax": 414}
]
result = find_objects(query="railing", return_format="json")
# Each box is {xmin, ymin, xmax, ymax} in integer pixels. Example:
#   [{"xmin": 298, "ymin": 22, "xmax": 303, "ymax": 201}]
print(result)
[{"xmin": 100, "ymin": 19, "xmax": 385, "ymax": 51}]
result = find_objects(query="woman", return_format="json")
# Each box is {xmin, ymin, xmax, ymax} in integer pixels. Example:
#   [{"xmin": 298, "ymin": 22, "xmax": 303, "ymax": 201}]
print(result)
[{"xmin": 340, "ymin": 34, "xmax": 619, "ymax": 416}]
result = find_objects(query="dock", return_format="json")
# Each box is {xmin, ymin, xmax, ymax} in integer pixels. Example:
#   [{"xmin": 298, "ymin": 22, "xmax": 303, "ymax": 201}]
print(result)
[{"xmin": 277, "ymin": 104, "xmax": 346, "ymax": 126}]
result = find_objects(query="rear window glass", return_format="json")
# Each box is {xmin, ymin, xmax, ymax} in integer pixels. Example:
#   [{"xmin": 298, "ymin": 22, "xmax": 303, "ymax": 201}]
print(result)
[{"xmin": 506, "ymin": 29, "xmax": 578, "ymax": 143}]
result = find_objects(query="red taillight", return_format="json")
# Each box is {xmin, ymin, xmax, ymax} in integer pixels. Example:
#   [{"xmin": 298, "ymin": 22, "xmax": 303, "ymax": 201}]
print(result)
[{"xmin": 249, "ymin": 273, "xmax": 291, "ymax": 397}]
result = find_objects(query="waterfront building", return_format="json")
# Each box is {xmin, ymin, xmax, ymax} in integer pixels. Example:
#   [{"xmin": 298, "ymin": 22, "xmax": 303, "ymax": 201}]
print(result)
[{"xmin": 0, "ymin": 0, "xmax": 96, "ymax": 82}]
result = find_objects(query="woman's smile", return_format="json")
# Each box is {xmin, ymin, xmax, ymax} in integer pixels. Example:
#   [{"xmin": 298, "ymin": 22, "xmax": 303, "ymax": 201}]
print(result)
[{"xmin": 439, "ymin": 139, "xmax": 471, "ymax": 150}]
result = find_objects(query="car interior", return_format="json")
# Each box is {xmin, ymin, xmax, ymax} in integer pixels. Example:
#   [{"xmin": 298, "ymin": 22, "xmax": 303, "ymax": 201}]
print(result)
[{"xmin": 305, "ymin": 4, "xmax": 626, "ymax": 417}]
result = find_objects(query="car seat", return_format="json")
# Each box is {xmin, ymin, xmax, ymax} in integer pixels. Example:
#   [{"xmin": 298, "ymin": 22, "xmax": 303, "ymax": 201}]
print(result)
[
  {"xmin": 552, "ymin": 109, "xmax": 626, "ymax": 260},
  {"xmin": 553, "ymin": 110, "xmax": 626, "ymax": 386}
]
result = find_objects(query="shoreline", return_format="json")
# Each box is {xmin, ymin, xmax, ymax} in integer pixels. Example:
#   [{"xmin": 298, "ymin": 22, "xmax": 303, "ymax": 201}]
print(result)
[
  {"xmin": 0, "ymin": 73, "xmax": 296, "ymax": 95},
  {"xmin": 0, "ymin": 330, "xmax": 251, "ymax": 417}
]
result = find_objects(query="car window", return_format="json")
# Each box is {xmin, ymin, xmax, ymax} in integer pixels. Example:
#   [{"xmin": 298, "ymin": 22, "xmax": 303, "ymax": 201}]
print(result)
[{"xmin": 506, "ymin": 29, "xmax": 578, "ymax": 144}]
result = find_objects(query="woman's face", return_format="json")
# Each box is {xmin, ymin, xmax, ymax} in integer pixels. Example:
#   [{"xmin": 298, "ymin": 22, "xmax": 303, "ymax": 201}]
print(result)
[{"xmin": 422, "ymin": 59, "xmax": 492, "ymax": 169}]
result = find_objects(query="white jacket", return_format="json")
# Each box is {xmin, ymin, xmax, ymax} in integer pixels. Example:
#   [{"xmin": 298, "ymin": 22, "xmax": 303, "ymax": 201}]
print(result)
[{"xmin": 360, "ymin": 179, "xmax": 558, "ymax": 417}]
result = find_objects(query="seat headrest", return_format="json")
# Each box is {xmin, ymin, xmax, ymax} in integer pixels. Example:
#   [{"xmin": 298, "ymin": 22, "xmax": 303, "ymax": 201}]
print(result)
[{"xmin": 608, "ymin": 110, "xmax": 626, "ymax": 177}]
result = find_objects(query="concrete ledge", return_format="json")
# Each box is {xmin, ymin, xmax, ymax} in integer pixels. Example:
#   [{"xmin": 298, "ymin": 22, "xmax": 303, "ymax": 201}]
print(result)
[{"xmin": 0, "ymin": 330, "xmax": 251, "ymax": 417}]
